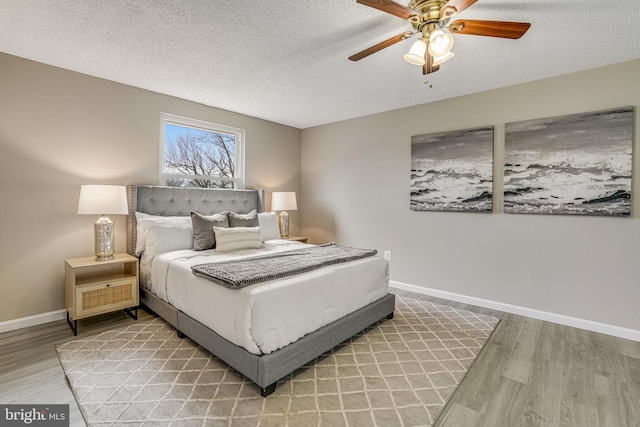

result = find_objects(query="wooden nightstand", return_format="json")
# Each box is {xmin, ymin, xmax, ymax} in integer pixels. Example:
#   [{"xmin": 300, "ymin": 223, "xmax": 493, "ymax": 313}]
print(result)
[
  {"xmin": 64, "ymin": 253, "xmax": 139, "ymax": 335},
  {"xmin": 286, "ymin": 236, "xmax": 308, "ymax": 243}
]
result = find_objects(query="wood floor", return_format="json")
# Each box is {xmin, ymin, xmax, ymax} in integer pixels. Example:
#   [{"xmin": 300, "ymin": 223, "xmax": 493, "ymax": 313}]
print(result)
[
  {"xmin": 394, "ymin": 290, "xmax": 640, "ymax": 427},
  {"xmin": 1, "ymin": 291, "xmax": 639, "ymax": 427},
  {"xmin": 0, "ymin": 310, "xmax": 156, "ymax": 426}
]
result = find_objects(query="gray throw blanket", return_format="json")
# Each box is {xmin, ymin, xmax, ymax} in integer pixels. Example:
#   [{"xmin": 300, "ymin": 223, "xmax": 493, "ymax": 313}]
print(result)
[{"xmin": 191, "ymin": 243, "xmax": 377, "ymax": 289}]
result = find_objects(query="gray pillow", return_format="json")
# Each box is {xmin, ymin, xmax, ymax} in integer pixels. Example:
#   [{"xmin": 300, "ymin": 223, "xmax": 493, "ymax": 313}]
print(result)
[
  {"xmin": 191, "ymin": 211, "xmax": 229, "ymax": 250},
  {"xmin": 227, "ymin": 209, "xmax": 259, "ymax": 228}
]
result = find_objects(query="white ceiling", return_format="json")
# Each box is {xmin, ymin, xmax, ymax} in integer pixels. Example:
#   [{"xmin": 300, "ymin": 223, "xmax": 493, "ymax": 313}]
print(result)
[{"xmin": 1, "ymin": 0, "xmax": 639, "ymax": 129}]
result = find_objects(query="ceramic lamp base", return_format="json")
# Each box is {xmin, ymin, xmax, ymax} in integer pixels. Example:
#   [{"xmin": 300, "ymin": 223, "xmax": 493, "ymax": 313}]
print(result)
[
  {"xmin": 278, "ymin": 211, "xmax": 289, "ymax": 239},
  {"xmin": 94, "ymin": 216, "xmax": 115, "ymax": 261}
]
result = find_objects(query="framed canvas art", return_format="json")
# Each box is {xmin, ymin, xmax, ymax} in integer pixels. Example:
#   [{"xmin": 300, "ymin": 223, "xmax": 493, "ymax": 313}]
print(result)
[
  {"xmin": 504, "ymin": 107, "xmax": 633, "ymax": 216},
  {"xmin": 411, "ymin": 126, "xmax": 494, "ymax": 212}
]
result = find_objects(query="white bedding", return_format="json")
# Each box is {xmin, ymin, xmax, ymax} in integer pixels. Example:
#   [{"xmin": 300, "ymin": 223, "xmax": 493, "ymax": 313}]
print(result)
[{"xmin": 146, "ymin": 240, "xmax": 389, "ymax": 355}]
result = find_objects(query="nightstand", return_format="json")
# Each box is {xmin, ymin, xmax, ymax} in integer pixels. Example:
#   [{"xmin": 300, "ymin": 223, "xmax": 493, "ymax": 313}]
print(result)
[
  {"xmin": 64, "ymin": 253, "xmax": 139, "ymax": 335},
  {"xmin": 286, "ymin": 236, "xmax": 308, "ymax": 243}
]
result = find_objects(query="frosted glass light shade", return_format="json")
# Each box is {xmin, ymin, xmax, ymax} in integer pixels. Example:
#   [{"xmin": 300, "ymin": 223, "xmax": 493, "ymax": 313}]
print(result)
[
  {"xmin": 403, "ymin": 39, "xmax": 427, "ymax": 65},
  {"xmin": 77, "ymin": 185, "xmax": 128, "ymax": 215},
  {"xmin": 271, "ymin": 192, "xmax": 297, "ymax": 211},
  {"xmin": 432, "ymin": 51, "xmax": 455, "ymax": 66},
  {"xmin": 428, "ymin": 30, "xmax": 454, "ymax": 57}
]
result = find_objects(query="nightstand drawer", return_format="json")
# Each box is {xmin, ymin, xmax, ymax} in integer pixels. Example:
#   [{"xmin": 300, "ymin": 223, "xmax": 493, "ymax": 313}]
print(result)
[{"xmin": 75, "ymin": 278, "xmax": 137, "ymax": 318}]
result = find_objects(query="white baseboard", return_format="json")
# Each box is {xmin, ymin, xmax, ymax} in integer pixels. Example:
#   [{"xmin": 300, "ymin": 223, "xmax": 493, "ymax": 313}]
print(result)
[
  {"xmin": 3, "ymin": 285, "xmax": 639, "ymax": 343},
  {"xmin": 390, "ymin": 281, "xmax": 640, "ymax": 343},
  {"xmin": 0, "ymin": 309, "xmax": 66, "ymax": 334}
]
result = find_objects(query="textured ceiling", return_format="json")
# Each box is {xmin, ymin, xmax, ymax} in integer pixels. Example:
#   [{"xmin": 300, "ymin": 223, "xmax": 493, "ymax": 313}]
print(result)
[{"xmin": 1, "ymin": 0, "xmax": 639, "ymax": 129}]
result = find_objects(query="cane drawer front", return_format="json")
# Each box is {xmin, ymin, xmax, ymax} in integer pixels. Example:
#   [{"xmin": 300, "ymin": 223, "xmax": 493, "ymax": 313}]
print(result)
[{"xmin": 75, "ymin": 278, "xmax": 138, "ymax": 318}]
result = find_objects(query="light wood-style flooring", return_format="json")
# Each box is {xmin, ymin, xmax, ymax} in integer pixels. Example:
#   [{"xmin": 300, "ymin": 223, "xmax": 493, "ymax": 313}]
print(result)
[
  {"xmin": 0, "ymin": 310, "xmax": 155, "ymax": 426},
  {"xmin": 1, "ymin": 290, "xmax": 639, "ymax": 427},
  {"xmin": 394, "ymin": 290, "xmax": 640, "ymax": 427}
]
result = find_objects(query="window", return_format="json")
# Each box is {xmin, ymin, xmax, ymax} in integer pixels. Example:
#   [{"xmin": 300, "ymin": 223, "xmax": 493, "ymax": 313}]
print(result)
[{"xmin": 160, "ymin": 113, "xmax": 245, "ymax": 189}]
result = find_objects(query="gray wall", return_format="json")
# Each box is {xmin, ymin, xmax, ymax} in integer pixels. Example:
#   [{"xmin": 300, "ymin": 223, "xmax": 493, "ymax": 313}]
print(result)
[
  {"xmin": 0, "ymin": 53, "xmax": 301, "ymax": 323},
  {"xmin": 301, "ymin": 59, "xmax": 640, "ymax": 333}
]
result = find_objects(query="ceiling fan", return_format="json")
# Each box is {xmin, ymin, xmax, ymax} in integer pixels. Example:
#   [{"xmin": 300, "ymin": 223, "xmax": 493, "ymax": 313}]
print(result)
[{"xmin": 349, "ymin": 0, "xmax": 531, "ymax": 75}]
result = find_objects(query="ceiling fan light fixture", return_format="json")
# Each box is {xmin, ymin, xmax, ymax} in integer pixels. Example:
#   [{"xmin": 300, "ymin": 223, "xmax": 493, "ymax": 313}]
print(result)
[
  {"xmin": 349, "ymin": 0, "xmax": 532, "ymax": 77},
  {"xmin": 428, "ymin": 29, "xmax": 454, "ymax": 57},
  {"xmin": 432, "ymin": 51, "xmax": 455, "ymax": 66},
  {"xmin": 403, "ymin": 39, "xmax": 427, "ymax": 65}
]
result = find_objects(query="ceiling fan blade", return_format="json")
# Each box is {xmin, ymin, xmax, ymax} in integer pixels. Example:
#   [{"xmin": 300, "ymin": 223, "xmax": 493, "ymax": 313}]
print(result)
[
  {"xmin": 357, "ymin": 0, "xmax": 419, "ymax": 20},
  {"xmin": 440, "ymin": 0, "xmax": 478, "ymax": 18},
  {"xmin": 423, "ymin": 50, "xmax": 439, "ymax": 75},
  {"xmin": 449, "ymin": 20, "xmax": 531, "ymax": 39},
  {"xmin": 349, "ymin": 32, "xmax": 413, "ymax": 61}
]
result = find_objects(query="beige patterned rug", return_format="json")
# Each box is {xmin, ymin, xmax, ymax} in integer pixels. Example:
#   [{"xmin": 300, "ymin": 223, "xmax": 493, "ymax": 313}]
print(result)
[{"xmin": 57, "ymin": 295, "xmax": 499, "ymax": 426}]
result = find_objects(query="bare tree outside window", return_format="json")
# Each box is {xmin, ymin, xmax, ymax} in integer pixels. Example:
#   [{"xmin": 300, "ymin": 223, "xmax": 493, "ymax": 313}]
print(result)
[{"xmin": 160, "ymin": 114, "xmax": 244, "ymax": 189}]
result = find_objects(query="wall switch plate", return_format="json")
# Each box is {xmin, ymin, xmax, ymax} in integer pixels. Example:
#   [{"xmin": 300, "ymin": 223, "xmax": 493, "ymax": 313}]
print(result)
[{"xmin": 384, "ymin": 251, "xmax": 391, "ymax": 261}]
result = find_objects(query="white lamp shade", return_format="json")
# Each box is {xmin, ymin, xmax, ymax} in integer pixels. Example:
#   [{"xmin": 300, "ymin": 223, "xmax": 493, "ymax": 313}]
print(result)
[
  {"xmin": 271, "ymin": 191, "xmax": 297, "ymax": 211},
  {"xmin": 403, "ymin": 39, "xmax": 427, "ymax": 65},
  {"xmin": 432, "ymin": 51, "xmax": 455, "ymax": 66},
  {"xmin": 77, "ymin": 185, "xmax": 128, "ymax": 215},
  {"xmin": 428, "ymin": 30, "xmax": 454, "ymax": 57}
]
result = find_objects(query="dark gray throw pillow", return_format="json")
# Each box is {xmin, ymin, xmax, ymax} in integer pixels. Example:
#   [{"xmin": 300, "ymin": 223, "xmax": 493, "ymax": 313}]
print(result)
[
  {"xmin": 228, "ymin": 209, "xmax": 259, "ymax": 227},
  {"xmin": 191, "ymin": 211, "xmax": 229, "ymax": 250}
]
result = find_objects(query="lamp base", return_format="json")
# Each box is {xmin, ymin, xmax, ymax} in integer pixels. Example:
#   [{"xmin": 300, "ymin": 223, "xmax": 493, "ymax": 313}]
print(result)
[
  {"xmin": 94, "ymin": 216, "xmax": 115, "ymax": 261},
  {"xmin": 278, "ymin": 211, "xmax": 289, "ymax": 239}
]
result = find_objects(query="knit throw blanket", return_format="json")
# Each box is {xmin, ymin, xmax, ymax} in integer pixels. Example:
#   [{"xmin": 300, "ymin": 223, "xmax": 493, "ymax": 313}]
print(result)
[{"xmin": 191, "ymin": 243, "xmax": 377, "ymax": 289}]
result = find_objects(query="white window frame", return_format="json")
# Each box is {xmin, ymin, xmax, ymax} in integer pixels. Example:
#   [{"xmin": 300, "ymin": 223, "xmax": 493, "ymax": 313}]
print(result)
[{"xmin": 160, "ymin": 113, "xmax": 245, "ymax": 189}]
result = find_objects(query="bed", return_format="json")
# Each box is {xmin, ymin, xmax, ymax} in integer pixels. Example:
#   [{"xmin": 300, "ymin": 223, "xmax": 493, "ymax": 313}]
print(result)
[{"xmin": 126, "ymin": 184, "xmax": 395, "ymax": 396}]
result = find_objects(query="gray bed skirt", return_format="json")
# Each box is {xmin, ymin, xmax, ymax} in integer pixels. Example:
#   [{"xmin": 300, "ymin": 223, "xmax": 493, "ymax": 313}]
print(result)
[{"xmin": 140, "ymin": 287, "xmax": 395, "ymax": 396}]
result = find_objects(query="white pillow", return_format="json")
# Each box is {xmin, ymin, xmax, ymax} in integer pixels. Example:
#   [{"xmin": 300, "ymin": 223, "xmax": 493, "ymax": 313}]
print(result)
[
  {"xmin": 135, "ymin": 213, "xmax": 192, "ymax": 256},
  {"xmin": 258, "ymin": 212, "xmax": 281, "ymax": 240},
  {"xmin": 142, "ymin": 221, "xmax": 193, "ymax": 265},
  {"xmin": 214, "ymin": 226, "xmax": 264, "ymax": 253},
  {"xmin": 134, "ymin": 212, "xmax": 151, "ymax": 256}
]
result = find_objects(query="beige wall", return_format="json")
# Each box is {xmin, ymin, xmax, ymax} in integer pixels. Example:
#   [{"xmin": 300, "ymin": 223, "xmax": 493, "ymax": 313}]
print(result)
[
  {"xmin": 3, "ymin": 50, "xmax": 639, "ymax": 334},
  {"xmin": 301, "ymin": 59, "xmax": 640, "ymax": 332},
  {"xmin": 0, "ymin": 53, "xmax": 301, "ymax": 323}
]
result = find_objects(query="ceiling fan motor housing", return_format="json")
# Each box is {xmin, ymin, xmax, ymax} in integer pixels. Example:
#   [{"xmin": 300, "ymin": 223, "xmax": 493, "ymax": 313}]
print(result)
[{"xmin": 407, "ymin": 0, "xmax": 450, "ymax": 32}]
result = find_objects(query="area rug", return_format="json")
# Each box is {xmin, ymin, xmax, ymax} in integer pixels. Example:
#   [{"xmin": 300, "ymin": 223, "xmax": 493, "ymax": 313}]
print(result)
[{"xmin": 57, "ymin": 295, "xmax": 499, "ymax": 426}]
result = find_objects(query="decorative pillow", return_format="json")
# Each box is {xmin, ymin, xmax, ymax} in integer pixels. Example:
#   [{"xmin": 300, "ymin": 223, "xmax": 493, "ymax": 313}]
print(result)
[
  {"xmin": 191, "ymin": 211, "xmax": 229, "ymax": 250},
  {"xmin": 135, "ymin": 213, "xmax": 192, "ymax": 256},
  {"xmin": 258, "ymin": 212, "xmax": 281, "ymax": 240},
  {"xmin": 213, "ymin": 226, "xmax": 264, "ymax": 252},
  {"xmin": 142, "ymin": 221, "xmax": 193, "ymax": 265},
  {"xmin": 227, "ymin": 210, "xmax": 259, "ymax": 227}
]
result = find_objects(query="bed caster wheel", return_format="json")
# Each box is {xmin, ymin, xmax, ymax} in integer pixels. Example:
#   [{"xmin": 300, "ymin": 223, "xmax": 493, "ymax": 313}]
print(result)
[{"xmin": 386, "ymin": 312, "xmax": 394, "ymax": 320}]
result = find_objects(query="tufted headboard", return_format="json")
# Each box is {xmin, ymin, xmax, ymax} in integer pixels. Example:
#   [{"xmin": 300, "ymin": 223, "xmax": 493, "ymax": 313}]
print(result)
[{"xmin": 126, "ymin": 185, "xmax": 265, "ymax": 256}]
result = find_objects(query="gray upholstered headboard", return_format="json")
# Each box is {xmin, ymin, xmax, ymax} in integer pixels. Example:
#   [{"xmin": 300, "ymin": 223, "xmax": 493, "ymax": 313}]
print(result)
[{"xmin": 126, "ymin": 185, "xmax": 265, "ymax": 256}]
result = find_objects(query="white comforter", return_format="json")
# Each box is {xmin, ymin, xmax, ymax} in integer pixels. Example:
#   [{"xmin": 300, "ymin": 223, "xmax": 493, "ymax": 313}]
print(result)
[{"xmin": 146, "ymin": 240, "xmax": 389, "ymax": 355}]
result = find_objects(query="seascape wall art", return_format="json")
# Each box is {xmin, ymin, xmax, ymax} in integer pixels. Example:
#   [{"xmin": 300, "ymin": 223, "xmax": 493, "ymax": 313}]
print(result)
[
  {"xmin": 411, "ymin": 126, "xmax": 494, "ymax": 212},
  {"xmin": 504, "ymin": 107, "xmax": 634, "ymax": 216}
]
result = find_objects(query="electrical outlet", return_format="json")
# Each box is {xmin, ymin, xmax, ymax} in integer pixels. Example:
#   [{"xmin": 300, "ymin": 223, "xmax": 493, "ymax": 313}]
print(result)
[{"xmin": 384, "ymin": 250, "xmax": 391, "ymax": 261}]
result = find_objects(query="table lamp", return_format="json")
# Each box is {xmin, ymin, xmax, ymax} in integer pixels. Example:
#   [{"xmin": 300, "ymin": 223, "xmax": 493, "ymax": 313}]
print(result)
[
  {"xmin": 77, "ymin": 185, "xmax": 128, "ymax": 260},
  {"xmin": 271, "ymin": 191, "xmax": 297, "ymax": 239}
]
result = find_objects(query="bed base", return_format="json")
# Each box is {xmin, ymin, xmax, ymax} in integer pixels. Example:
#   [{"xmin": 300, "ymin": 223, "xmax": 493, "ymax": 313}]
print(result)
[{"xmin": 141, "ymin": 287, "xmax": 395, "ymax": 396}]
